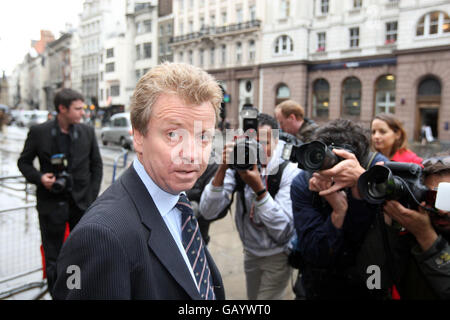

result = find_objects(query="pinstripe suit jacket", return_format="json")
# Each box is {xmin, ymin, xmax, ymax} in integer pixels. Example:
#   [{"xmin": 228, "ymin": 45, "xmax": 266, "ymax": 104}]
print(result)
[{"xmin": 53, "ymin": 166, "xmax": 225, "ymax": 300}]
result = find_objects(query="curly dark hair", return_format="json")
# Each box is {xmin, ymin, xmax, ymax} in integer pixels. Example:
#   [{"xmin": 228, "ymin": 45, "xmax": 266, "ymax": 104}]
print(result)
[{"xmin": 311, "ymin": 119, "xmax": 370, "ymax": 165}]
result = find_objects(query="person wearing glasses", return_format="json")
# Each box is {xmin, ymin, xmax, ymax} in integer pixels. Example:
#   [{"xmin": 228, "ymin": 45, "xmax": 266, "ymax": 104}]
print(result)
[
  {"xmin": 371, "ymin": 113, "xmax": 422, "ymax": 165},
  {"xmin": 383, "ymin": 151, "xmax": 450, "ymax": 299}
]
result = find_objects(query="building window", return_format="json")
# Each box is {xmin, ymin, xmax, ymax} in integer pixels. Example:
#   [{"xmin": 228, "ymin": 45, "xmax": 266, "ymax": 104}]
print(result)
[
  {"xmin": 188, "ymin": 50, "xmax": 193, "ymax": 65},
  {"xmin": 249, "ymin": 5, "xmax": 256, "ymax": 21},
  {"xmin": 136, "ymin": 44, "xmax": 141, "ymax": 60},
  {"xmin": 221, "ymin": 11, "xmax": 227, "ymax": 25},
  {"xmin": 210, "ymin": 47, "xmax": 215, "ymax": 66},
  {"xmin": 342, "ymin": 77, "xmax": 361, "ymax": 118},
  {"xmin": 353, "ymin": 0, "xmax": 362, "ymax": 9},
  {"xmin": 280, "ymin": 0, "xmax": 290, "ymax": 19},
  {"xmin": 274, "ymin": 35, "xmax": 294, "ymax": 55},
  {"xmin": 221, "ymin": 44, "xmax": 227, "ymax": 64},
  {"xmin": 135, "ymin": 70, "xmax": 141, "ymax": 82},
  {"xmin": 317, "ymin": 32, "xmax": 326, "ymax": 51},
  {"xmin": 144, "ymin": 19, "xmax": 152, "ymax": 33},
  {"xmin": 179, "ymin": 51, "xmax": 184, "ymax": 63},
  {"xmin": 106, "ymin": 48, "xmax": 114, "ymax": 58},
  {"xmin": 110, "ymin": 85, "xmax": 120, "ymax": 97},
  {"xmin": 385, "ymin": 21, "xmax": 398, "ymax": 44},
  {"xmin": 143, "ymin": 42, "xmax": 152, "ymax": 59},
  {"xmin": 105, "ymin": 62, "xmax": 115, "ymax": 73},
  {"xmin": 416, "ymin": 11, "xmax": 450, "ymax": 37},
  {"xmin": 199, "ymin": 48, "xmax": 205, "ymax": 66},
  {"xmin": 236, "ymin": 42, "xmax": 242, "ymax": 63},
  {"xmin": 249, "ymin": 40, "xmax": 255, "ymax": 62},
  {"xmin": 321, "ymin": 0, "xmax": 329, "ymax": 15},
  {"xmin": 375, "ymin": 75, "xmax": 396, "ymax": 114},
  {"xmin": 349, "ymin": 27, "xmax": 359, "ymax": 48},
  {"xmin": 276, "ymin": 84, "xmax": 290, "ymax": 105},
  {"xmin": 312, "ymin": 79, "xmax": 330, "ymax": 118},
  {"xmin": 236, "ymin": 8, "xmax": 243, "ymax": 23}
]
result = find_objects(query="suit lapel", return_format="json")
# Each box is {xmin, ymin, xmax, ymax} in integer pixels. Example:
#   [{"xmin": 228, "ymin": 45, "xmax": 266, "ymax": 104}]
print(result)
[{"xmin": 120, "ymin": 166, "xmax": 201, "ymax": 300}]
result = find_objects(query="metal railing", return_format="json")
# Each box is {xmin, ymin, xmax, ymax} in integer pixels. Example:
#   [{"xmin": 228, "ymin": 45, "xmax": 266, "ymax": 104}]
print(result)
[{"xmin": 0, "ymin": 175, "xmax": 47, "ymax": 300}]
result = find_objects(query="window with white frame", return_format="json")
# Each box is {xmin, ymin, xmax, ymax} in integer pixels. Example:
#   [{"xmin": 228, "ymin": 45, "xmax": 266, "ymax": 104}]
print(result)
[
  {"xmin": 416, "ymin": 11, "xmax": 450, "ymax": 37},
  {"xmin": 210, "ymin": 47, "xmax": 215, "ymax": 66},
  {"xmin": 188, "ymin": 50, "xmax": 193, "ymax": 64},
  {"xmin": 236, "ymin": 42, "xmax": 242, "ymax": 63},
  {"xmin": 221, "ymin": 11, "xmax": 227, "ymax": 25},
  {"xmin": 144, "ymin": 20, "xmax": 152, "ymax": 33},
  {"xmin": 274, "ymin": 35, "xmax": 293, "ymax": 55},
  {"xmin": 189, "ymin": 20, "xmax": 194, "ymax": 33},
  {"xmin": 221, "ymin": 44, "xmax": 227, "ymax": 64},
  {"xmin": 375, "ymin": 75, "xmax": 396, "ymax": 114},
  {"xmin": 321, "ymin": 0, "xmax": 329, "ymax": 15},
  {"xmin": 249, "ymin": 5, "xmax": 256, "ymax": 21},
  {"xmin": 136, "ymin": 44, "xmax": 141, "ymax": 60},
  {"xmin": 280, "ymin": 0, "xmax": 290, "ymax": 19},
  {"xmin": 179, "ymin": 22, "xmax": 184, "ymax": 35},
  {"xmin": 143, "ymin": 42, "xmax": 152, "ymax": 59},
  {"xmin": 249, "ymin": 40, "xmax": 255, "ymax": 62},
  {"xmin": 353, "ymin": 0, "xmax": 362, "ymax": 9},
  {"xmin": 236, "ymin": 8, "xmax": 243, "ymax": 23},
  {"xmin": 105, "ymin": 62, "xmax": 115, "ymax": 73},
  {"xmin": 199, "ymin": 48, "xmax": 205, "ymax": 66},
  {"xmin": 179, "ymin": 51, "xmax": 184, "ymax": 63},
  {"xmin": 317, "ymin": 32, "xmax": 326, "ymax": 51},
  {"xmin": 349, "ymin": 27, "xmax": 359, "ymax": 48},
  {"xmin": 385, "ymin": 21, "xmax": 397, "ymax": 44}
]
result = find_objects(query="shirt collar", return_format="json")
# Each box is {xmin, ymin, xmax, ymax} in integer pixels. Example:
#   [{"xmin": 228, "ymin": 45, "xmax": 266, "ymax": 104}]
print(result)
[{"xmin": 133, "ymin": 158, "xmax": 180, "ymax": 217}]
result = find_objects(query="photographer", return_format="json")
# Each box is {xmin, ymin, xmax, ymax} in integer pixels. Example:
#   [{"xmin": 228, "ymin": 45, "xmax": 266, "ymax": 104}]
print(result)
[
  {"xmin": 17, "ymin": 88, "xmax": 103, "ymax": 296},
  {"xmin": 382, "ymin": 152, "xmax": 450, "ymax": 299},
  {"xmin": 200, "ymin": 113, "xmax": 301, "ymax": 300},
  {"xmin": 290, "ymin": 119, "xmax": 388, "ymax": 299}
]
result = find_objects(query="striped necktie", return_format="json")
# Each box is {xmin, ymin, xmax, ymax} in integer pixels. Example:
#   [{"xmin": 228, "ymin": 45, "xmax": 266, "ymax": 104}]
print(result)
[{"xmin": 176, "ymin": 194, "xmax": 216, "ymax": 300}]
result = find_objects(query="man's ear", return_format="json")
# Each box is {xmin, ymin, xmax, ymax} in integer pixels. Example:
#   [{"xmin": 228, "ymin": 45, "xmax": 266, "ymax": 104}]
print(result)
[
  {"xmin": 58, "ymin": 104, "xmax": 67, "ymax": 114},
  {"xmin": 288, "ymin": 113, "xmax": 297, "ymax": 121},
  {"xmin": 133, "ymin": 129, "xmax": 144, "ymax": 154}
]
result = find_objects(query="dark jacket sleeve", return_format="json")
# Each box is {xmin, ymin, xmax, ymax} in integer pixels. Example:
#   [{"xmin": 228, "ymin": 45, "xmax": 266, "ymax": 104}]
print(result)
[
  {"xmin": 17, "ymin": 126, "xmax": 43, "ymax": 186},
  {"xmin": 88, "ymin": 126, "xmax": 103, "ymax": 199},
  {"xmin": 53, "ymin": 222, "xmax": 131, "ymax": 299},
  {"xmin": 412, "ymin": 235, "xmax": 450, "ymax": 299}
]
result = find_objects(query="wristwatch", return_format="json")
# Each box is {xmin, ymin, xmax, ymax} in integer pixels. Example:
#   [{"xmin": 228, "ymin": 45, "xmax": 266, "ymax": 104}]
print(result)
[{"xmin": 256, "ymin": 188, "xmax": 267, "ymax": 197}]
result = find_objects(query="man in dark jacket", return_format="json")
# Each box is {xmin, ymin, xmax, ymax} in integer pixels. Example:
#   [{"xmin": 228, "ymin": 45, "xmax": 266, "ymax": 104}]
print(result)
[
  {"xmin": 383, "ymin": 152, "xmax": 450, "ymax": 299},
  {"xmin": 275, "ymin": 99, "xmax": 318, "ymax": 143},
  {"xmin": 17, "ymin": 88, "xmax": 103, "ymax": 296},
  {"xmin": 291, "ymin": 119, "xmax": 388, "ymax": 299}
]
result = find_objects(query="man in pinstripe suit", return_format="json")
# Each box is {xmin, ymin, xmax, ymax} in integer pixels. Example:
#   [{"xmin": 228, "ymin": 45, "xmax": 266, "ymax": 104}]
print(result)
[{"xmin": 53, "ymin": 63, "xmax": 225, "ymax": 300}]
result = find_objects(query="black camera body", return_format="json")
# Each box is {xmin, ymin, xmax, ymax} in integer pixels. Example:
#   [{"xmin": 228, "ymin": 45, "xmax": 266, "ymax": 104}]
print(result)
[
  {"xmin": 229, "ymin": 104, "xmax": 266, "ymax": 171},
  {"xmin": 358, "ymin": 161, "xmax": 429, "ymax": 209},
  {"xmin": 283, "ymin": 140, "xmax": 354, "ymax": 172},
  {"xmin": 50, "ymin": 153, "xmax": 73, "ymax": 194}
]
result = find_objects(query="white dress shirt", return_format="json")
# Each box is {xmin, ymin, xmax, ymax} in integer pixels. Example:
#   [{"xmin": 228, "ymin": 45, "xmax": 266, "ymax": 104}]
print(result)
[{"xmin": 132, "ymin": 158, "xmax": 198, "ymax": 287}]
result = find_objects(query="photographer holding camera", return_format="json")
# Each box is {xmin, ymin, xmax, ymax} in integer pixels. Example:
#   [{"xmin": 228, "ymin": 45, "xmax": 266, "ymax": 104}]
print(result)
[
  {"xmin": 376, "ymin": 152, "xmax": 450, "ymax": 299},
  {"xmin": 200, "ymin": 112, "xmax": 301, "ymax": 300},
  {"xmin": 17, "ymin": 88, "xmax": 103, "ymax": 296},
  {"xmin": 290, "ymin": 119, "xmax": 388, "ymax": 299}
]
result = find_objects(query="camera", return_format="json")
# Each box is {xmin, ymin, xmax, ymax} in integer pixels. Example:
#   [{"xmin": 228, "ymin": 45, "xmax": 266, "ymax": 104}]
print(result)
[
  {"xmin": 358, "ymin": 162, "xmax": 429, "ymax": 209},
  {"xmin": 229, "ymin": 103, "xmax": 266, "ymax": 171},
  {"xmin": 282, "ymin": 139, "xmax": 354, "ymax": 172},
  {"xmin": 50, "ymin": 153, "xmax": 72, "ymax": 194}
]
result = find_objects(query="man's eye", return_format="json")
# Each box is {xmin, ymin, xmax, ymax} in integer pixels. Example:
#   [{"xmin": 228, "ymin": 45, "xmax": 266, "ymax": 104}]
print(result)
[{"xmin": 168, "ymin": 132, "xmax": 180, "ymax": 139}]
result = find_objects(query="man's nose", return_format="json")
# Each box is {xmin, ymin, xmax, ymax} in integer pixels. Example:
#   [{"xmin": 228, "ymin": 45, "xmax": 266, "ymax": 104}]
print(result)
[{"xmin": 181, "ymin": 135, "xmax": 201, "ymax": 164}]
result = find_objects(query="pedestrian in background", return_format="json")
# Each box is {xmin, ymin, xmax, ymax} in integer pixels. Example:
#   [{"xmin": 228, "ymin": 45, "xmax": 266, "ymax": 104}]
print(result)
[
  {"xmin": 371, "ymin": 113, "xmax": 422, "ymax": 165},
  {"xmin": 274, "ymin": 100, "xmax": 318, "ymax": 143},
  {"xmin": 17, "ymin": 88, "xmax": 103, "ymax": 297}
]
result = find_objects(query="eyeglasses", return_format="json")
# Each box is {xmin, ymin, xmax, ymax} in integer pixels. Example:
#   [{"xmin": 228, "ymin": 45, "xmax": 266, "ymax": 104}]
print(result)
[{"xmin": 423, "ymin": 156, "xmax": 450, "ymax": 167}]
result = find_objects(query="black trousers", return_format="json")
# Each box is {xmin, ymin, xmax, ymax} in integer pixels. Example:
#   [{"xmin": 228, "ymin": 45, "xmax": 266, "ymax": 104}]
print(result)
[{"xmin": 38, "ymin": 197, "xmax": 84, "ymax": 297}]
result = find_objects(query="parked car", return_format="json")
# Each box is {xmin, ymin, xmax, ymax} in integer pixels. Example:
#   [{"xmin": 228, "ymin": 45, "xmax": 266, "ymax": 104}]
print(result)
[
  {"xmin": 16, "ymin": 110, "xmax": 35, "ymax": 127},
  {"xmin": 27, "ymin": 110, "xmax": 49, "ymax": 127},
  {"xmin": 100, "ymin": 112, "xmax": 133, "ymax": 150}
]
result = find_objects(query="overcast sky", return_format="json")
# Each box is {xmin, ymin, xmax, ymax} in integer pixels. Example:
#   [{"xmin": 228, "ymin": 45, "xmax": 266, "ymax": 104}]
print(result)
[{"xmin": 0, "ymin": 0, "xmax": 84, "ymax": 76}]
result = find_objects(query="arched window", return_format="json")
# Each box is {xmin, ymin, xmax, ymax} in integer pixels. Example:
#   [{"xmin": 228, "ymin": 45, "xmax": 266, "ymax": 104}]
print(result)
[
  {"xmin": 418, "ymin": 77, "xmax": 441, "ymax": 97},
  {"xmin": 375, "ymin": 75, "xmax": 396, "ymax": 114},
  {"xmin": 275, "ymin": 84, "xmax": 290, "ymax": 105},
  {"xmin": 312, "ymin": 79, "xmax": 329, "ymax": 118},
  {"xmin": 274, "ymin": 35, "xmax": 294, "ymax": 55},
  {"xmin": 342, "ymin": 77, "xmax": 361, "ymax": 118},
  {"xmin": 416, "ymin": 11, "xmax": 450, "ymax": 36},
  {"xmin": 236, "ymin": 42, "xmax": 242, "ymax": 63}
]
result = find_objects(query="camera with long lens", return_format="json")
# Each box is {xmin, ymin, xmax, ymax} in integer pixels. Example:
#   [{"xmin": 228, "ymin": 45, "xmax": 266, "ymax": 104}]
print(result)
[
  {"xmin": 229, "ymin": 103, "xmax": 266, "ymax": 171},
  {"xmin": 282, "ymin": 140, "xmax": 354, "ymax": 172},
  {"xmin": 50, "ymin": 153, "xmax": 72, "ymax": 194},
  {"xmin": 358, "ymin": 162, "xmax": 430, "ymax": 209}
]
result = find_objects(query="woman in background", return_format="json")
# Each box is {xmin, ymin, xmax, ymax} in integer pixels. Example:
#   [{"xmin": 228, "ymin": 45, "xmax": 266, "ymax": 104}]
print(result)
[{"xmin": 371, "ymin": 113, "xmax": 423, "ymax": 165}]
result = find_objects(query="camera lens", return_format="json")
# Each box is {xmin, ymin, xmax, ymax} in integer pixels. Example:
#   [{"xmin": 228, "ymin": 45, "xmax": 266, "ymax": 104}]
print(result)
[
  {"xmin": 368, "ymin": 180, "xmax": 388, "ymax": 199},
  {"xmin": 308, "ymin": 150, "xmax": 324, "ymax": 166}
]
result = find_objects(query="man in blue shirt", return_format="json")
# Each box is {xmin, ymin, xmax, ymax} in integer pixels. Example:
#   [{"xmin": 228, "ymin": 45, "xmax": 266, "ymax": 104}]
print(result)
[{"xmin": 290, "ymin": 119, "xmax": 388, "ymax": 299}]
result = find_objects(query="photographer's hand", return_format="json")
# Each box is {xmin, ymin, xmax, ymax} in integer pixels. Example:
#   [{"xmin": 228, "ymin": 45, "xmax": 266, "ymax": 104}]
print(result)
[
  {"xmin": 315, "ymin": 149, "xmax": 365, "ymax": 199},
  {"xmin": 384, "ymin": 200, "xmax": 438, "ymax": 251},
  {"xmin": 237, "ymin": 164, "xmax": 266, "ymax": 200},
  {"xmin": 212, "ymin": 142, "xmax": 234, "ymax": 187},
  {"xmin": 41, "ymin": 173, "xmax": 56, "ymax": 190},
  {"xmin": 309, "ymin": 174, "xmax": 348, "ymax": 229}
]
